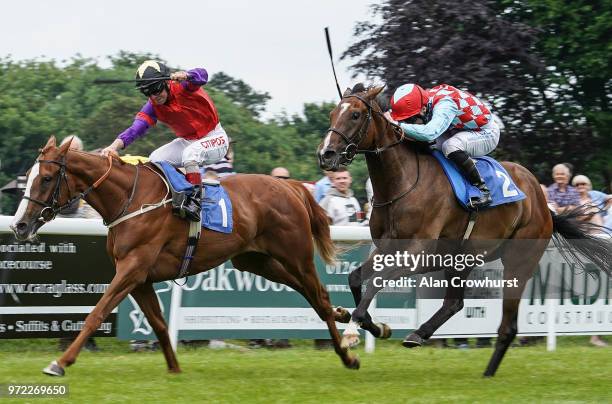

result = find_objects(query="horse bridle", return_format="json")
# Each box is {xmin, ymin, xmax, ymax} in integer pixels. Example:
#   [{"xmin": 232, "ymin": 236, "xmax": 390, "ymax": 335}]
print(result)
[
  {"xmin": 326, "ymin": 94, "xmax": 406, "ymax": 164},
  {"xmin": 24, "ymin": 154, "xmax": 114, "ymax": 223},
  {"xmin": 326, "ymin": 93, "xmax": 421, "ymax": 208}
]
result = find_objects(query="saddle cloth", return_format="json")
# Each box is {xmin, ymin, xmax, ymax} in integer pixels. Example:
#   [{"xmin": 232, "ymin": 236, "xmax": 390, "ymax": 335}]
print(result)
[
  {"xmin": 432, "ymin": 150, "xmax": 526, "ymax": 210},
  {"xmin": 154, "ymin": 161, "xmax": 233, "ymax": 233}
]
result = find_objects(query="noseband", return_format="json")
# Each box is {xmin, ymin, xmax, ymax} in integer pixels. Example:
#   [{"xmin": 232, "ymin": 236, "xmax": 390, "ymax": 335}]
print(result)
[
  {"xmin": 24, "ymin": 154, "xmax": 113, "ymax": 223},
  {"xmin": 326, "ymin": 94, "xmax": 405, "ymax": 164}
]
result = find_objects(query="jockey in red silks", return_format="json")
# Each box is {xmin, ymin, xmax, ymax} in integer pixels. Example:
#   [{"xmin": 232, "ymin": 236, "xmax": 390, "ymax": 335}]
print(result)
[
  {"xmin": 389, "ymin": 83, "xmax": 500, "ymax": 209},
  {"xmin": 101, "ymin": 60, "xmax": 229, "ymax": 221}
]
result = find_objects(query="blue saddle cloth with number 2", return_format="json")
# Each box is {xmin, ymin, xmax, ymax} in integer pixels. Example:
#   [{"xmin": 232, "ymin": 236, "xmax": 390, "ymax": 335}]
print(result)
[
  {"xmin": 155, "ymin": 161, "xmax": 233, "ymax": 233},
  {"xmin": 432, "ymin": 150, "xmax": 526, "ymax": 210}
]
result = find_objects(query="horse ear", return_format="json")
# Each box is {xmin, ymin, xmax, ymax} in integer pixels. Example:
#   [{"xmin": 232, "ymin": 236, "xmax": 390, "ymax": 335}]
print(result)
[
  {"xmin": 342, "ymin": 87, "xmax": 352, "ymax": 97},
  {"xmin": 366, "ymin": 85, "xmax": 386, "ymax": 100},
  {"xmin": 58, "ymin": 137, "xmax": 72, "ymax": 155},
  {"xmin": 44, "ymin": 136, "xmax": 57, "ymax": 149}
]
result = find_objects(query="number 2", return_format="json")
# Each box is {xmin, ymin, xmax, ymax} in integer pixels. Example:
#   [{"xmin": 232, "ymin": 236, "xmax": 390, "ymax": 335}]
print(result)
[{"xmin": 496, "ymin": 170, "xmax": 519, "ymax": 197}]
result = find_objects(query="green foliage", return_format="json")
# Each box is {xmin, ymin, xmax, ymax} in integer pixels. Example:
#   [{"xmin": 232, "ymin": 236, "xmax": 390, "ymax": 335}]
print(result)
[
  {"xmin": 343, "ymin": 0, "xmax": 611, "ymax": 189},
  {"xmin": 0, "ymin": 53, "xmax": 356, "ymax": 213},
  {"xmin": 209, "ymin": 72, "xmax": 271, "ymax": 118}
]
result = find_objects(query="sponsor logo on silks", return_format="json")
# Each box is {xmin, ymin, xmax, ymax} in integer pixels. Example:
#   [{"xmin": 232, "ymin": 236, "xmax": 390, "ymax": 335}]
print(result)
[{"xmin": 200, "ymin": 135, "xmax": 226, "ymax": 149}]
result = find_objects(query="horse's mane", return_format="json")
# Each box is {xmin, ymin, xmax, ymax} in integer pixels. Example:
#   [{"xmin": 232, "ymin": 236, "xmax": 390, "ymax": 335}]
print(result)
[
  {"xmin": 68, "ymin": 149, "xmax": 127, "ymax": 164},
  {"xmin": 349, "ymin": 82, "xmax": 391, "ymax": 112}
]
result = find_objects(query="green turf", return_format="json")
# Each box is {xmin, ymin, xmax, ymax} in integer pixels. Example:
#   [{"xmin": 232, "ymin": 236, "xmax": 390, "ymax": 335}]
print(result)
[{"xmin": 0, "ymin": 337, "xmax": 610, "ymax": 403}]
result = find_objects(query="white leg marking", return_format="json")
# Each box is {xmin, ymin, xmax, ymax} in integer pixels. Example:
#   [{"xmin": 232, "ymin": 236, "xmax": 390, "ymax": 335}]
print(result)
[
  {"xmin": 12, "ymin": 163, "xmax": 39, "ymax": 226},
  {"xmin": 343, "ymin": 320, "xmax": 360, "ymax": 336}
]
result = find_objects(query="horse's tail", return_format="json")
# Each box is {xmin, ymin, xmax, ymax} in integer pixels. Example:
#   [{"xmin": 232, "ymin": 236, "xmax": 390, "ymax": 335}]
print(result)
[
  {"xmin": 288, "ymin": 181, "xmax": 336, "ymax": 265},
  {"xmin": 550, "ymin": 205, "xmax": 612, "ymax": 275}
]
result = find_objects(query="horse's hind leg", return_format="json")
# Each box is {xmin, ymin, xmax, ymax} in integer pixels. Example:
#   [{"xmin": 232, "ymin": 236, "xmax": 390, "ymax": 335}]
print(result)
[
  {"xmin": 484, "ymin": 239, "xmax": 547, "ymax": 377},
  {"xmin": 403, "ymin": 268, "xmax": 470, "ymax": 348},
  {"xmin": 232, "ymin": 252, "xmax": 360, "ymax": 369},
  {"xmin": 130, "ymin": 282, "xmax": 181, "ymax": 373}
]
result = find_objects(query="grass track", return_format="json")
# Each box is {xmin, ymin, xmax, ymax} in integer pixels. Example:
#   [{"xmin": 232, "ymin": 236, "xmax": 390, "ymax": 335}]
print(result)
[{"xmin": 0, "ymin": 338, "xmax": 610, "ymax": 403}]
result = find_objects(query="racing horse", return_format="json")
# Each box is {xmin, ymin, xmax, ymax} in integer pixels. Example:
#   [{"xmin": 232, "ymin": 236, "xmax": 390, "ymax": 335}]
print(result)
[
  {"xmin": 11, "ymin": 136, "xmax": 358, "ymax": 376},
  {"xmin": 317, "ymin": 85, "xmax": 612, "ymax": 376}
]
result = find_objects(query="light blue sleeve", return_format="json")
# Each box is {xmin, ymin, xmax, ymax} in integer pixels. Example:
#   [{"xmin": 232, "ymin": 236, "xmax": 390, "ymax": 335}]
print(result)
[{"xmin": 400, "ymin": 97, "xmax": 458, "ymax": 142}]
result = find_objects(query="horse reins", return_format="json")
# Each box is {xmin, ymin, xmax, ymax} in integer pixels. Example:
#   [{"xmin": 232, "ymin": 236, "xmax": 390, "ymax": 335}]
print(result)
[
  {"xmin": 24, "ymin": 153, "xmax": 114, "ymax": 223},
  {"xmin": 326, "ymin": 93, "xmax": 420, "ymax": 208}
]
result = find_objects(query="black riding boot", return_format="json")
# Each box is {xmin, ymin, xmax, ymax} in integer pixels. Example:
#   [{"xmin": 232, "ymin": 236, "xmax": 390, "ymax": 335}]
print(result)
[
  {"xmin": 447, "ymin": 150, "xmax": 492, "ymax": 209},
  {"xmin": 183, "ymin": 185, "xmax": 202, "ymax": 222}
]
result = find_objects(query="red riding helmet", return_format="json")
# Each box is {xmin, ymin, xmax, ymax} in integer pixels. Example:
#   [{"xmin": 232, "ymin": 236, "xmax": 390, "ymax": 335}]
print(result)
[{"xmin": 390, "ymin": 84, "xmax": 428, "ymax": 121}]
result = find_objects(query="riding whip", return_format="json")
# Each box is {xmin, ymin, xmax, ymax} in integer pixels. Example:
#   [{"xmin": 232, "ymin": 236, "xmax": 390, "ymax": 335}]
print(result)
[
  {"xmin": 324, "ymin": 27, "xmax": 343, "ymax": 99},
  {"xmin": 92, "ymin": 77, "xmax": 172, "ymax": 85}
]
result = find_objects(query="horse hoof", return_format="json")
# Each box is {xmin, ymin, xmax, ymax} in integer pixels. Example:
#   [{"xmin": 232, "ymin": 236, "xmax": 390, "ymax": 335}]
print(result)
[
  {"xmin": 402, "ymin": 333, "xmax": 424, "ymax": 348},
  {"xmin": 346, "ymin": 356, "xmax": 360, "ymax": 370},
  {"xmin": 376, "ymin": 323, "xmax": 392, "ymax": 339},
  {"xmin": 333, "ymin": 306, "xmax": 351, "ymax": 323},
  {"xmin": 341, "ymin": 334, "xmax": 360, "ymax": 349},
  {"xmin": 42, "ymin": 360, "xmax": 65, "ymax": 377}
]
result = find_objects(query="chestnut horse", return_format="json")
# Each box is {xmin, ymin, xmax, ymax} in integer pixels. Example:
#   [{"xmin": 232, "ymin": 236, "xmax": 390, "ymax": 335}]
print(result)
[
  {"xmin": 11, "ymin": 136, "xmax": 358, "ymax": 377},
  {"xmin": 317, "ymin": 85, "xmax": 612, "ymax": 376}
]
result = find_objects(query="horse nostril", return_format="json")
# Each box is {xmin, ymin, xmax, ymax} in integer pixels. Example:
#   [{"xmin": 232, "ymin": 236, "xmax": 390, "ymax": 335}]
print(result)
[
  {"xmin": 16, "ymin": 222, "xmax": 28, "ymax": 232},
  {"xmin": 323, "ymin": 150, "xmax": 336, "ymax": 160}
]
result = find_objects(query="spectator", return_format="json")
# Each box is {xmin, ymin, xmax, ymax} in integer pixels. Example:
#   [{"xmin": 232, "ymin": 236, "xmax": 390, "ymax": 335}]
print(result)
[
  {"xmin": 540, "ymin": 184, "xmax": 558, "ymax": 213},
  {"xmin": 570, "ymin": 174, "xmax": 609, "ymax": 347},
  {"xmin": 547, "ymin": 164, "xmax": 580, "ymax": 214},
  {"xmin": 203, "ymin": 170, "xmax": 219, "ymax": 181},
  {"xmin": 572, "ymin": 175, "xmax": 608, "ymax": 226},
  {"xmin": 270, "ymin": 167, "xmax": 290, "ymax": 179},
  {"xmin": 319, "ymin": 168, "xmax": 364, "ymax": 225},
  {"xmin": 314, "ymin": 170, "xmax": 334, "ymax": 203},
  {"xmin": 301, "ymin": 181, "xmax": 316, "ymax": 197},
  {"xmin": 57, "ymin": 136, "xmax": 100, "ymax": 352},
  {"xmin": 365, "ymin": 177, "xmax": 373, "ymax": 223},
  {"xmin": 203, "ymin": 140, "xmax": 236, "ymax": 178},
  {"xmin": 57, "ymin": 136, "xmax": 101, "ymax": 219}
]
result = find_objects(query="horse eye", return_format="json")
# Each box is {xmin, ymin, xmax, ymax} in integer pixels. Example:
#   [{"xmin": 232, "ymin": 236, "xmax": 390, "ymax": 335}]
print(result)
[
  {"xmin": 43, "ymin": 176, "xmax": 52, "ymax": 182},
  {"xmin": 352, "ymin": 111, "xmax": 361, "ymax": 120}
]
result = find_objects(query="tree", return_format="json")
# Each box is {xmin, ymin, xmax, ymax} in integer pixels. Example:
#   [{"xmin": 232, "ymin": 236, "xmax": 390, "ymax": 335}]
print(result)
[
  {"xmin": 342, "ymin": 0, "xmax": 611, "ymax": 187},
  {"xmin": 209, "ymin": 72, "xmax": 271, "ymax": 118},
  {"xmin": 0, "ymin": 53, "xmax": 361, "ymax": 214},
  {"xmin": 498, "ymin": 0, "xmax": 611, "ymax": 187}
]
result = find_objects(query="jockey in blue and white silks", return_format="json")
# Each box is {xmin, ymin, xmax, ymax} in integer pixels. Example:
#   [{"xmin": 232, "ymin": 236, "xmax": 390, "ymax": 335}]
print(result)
[{"xmin": 390, "ymin": 83, "xmax": 501, "ymax": 208}]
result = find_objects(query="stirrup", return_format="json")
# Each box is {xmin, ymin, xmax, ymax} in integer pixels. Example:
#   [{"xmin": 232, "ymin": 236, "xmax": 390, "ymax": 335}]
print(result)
[
  {"xmin": 183, "ymin": 190, "xmax": 201, "ymax": 222},
  {"xmin": 468, "ymin": 188, "xmax": 492, "ymax": 209}
]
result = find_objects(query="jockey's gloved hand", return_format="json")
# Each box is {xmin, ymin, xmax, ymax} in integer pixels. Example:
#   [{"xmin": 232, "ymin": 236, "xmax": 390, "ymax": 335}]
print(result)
[{"xmin": 170, "ymin": 71, "xmax": 189, "ymax": 82}]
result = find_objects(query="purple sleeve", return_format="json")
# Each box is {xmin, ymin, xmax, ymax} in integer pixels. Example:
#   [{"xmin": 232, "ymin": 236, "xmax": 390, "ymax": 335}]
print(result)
[
  {"xmin": 117, "ymin": 102, "xmax": 156, "ymax": 148},
  {"xmin": 182, "ymin": 68, "xmax": 209, "ymax": 92}
]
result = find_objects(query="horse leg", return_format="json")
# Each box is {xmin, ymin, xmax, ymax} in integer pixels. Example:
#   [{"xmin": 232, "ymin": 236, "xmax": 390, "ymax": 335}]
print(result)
[
  {"xmin": 348, "ymin": 251, "xmax": 392, "ymax": 339},
  {"xmin": 343, "ymin": 264, "xmax": 408, "ymax": 349},
  {"xmin": 43, "ymin": 254, "xmax": 147, "ymax": 376},
  {"xmin": 484, "ymin": 239, "xmax": 547, "ymax": 377},
  {"xmin": 232, "ymin": 252, "xmax": 360, "ymax": 370},
  {"xmin": 130, "ymin": 282, "xmax": 181, "ymax": 373},
  {"xmin": 403, "ymin": 269, "xmax": 470, "ymax": 348}
]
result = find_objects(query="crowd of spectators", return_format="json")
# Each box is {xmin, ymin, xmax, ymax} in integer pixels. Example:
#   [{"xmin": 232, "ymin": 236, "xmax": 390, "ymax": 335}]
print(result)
[
  {"xmin": 542, "ymin": 162, "xmax": 610, "ymax": 347},
  {"xmin": 544, "ymin": 163, "xmax": 611, "ymax": 231}
]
